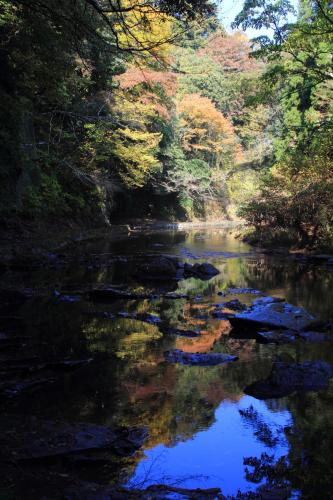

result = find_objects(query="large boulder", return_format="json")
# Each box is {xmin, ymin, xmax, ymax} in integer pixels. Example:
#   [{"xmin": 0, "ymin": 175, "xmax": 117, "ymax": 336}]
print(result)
[
  {"xmin": 164, "ymin": 349, "xmax": 238, "ymax": 366},
  {"xmin": 229, "ymin": 301, "xmax": 316, "ymax": 332},
  {"xmin": 245, "ymin": 360, "xmax": 333, "ymax": 399}
]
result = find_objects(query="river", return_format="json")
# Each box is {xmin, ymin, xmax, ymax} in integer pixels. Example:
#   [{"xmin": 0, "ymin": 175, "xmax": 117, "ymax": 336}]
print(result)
[{"xmin": 4, "ymin": 227, "xmax": 333, "ymax": 498}]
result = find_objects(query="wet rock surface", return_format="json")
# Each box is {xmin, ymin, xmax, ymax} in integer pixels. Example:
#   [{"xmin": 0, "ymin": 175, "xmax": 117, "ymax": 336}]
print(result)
[
  {"xmin": 245, "ymin": 361, "xmax": 333, "ymax": 399},
  {"xmin": 229, "ymin": 301, "xmax": 317, "ymax": 331},
  {"xmin": 252, "ymin": 296, "xmax": 285, "ymax": 306},
  {"xmin": 164, "ymin": 349, "xmax": 238, "ymax": 366}
]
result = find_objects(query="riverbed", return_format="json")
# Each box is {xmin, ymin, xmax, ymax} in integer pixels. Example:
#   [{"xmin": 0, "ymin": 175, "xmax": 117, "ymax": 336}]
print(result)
[{"xmin": 2, "ymin": 228, "xmax": 333, "ymax": 498}]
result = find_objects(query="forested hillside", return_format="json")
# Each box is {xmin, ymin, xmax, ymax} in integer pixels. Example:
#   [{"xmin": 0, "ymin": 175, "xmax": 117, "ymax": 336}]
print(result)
[
  {"xmin": 0, "ymin": 0, "xmax": 332, "ymax": 247},
  {"xmin": 0, "ymin": 0, "xmax": 269, "ymax": 225}
]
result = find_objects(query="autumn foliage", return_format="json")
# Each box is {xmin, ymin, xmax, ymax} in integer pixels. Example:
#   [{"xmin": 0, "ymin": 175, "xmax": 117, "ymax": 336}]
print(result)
[
  {"xmin": 200, "ymin": 32, "xmax": 260, "ymax": 73},
  {"xmin": 177, "ymin": 93, "xmax": 241, "ymax": 161},
  {"xmin": 116, "ymin": 67, "xmax": 177, "ymax": 96}
]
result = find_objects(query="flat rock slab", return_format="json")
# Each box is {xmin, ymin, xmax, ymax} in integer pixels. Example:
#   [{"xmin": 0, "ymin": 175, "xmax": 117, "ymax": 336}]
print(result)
[
  {"xmin": 230, "ymin": 301, "xmax": 316, "ymax": 332},
  {"xmin": 17, "ymin": 422, "xmax": 148, "ymax": 461},
  {"xmin": 245, "ymin": 361, "xmax": 333, "ymax": 399},
  {"xmin": 164, "ymin": 349, "xmax": 238, "ymax": 366},
  {"xmin": 252, "ymin": 296, "xmax": 285, "ymax": 306}
]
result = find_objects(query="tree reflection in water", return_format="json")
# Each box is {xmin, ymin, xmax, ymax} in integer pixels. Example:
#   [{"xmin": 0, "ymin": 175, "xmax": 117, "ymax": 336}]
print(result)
[{"xmin": 7, "ymin": 229, "xmax": 333, "ymax": 497}]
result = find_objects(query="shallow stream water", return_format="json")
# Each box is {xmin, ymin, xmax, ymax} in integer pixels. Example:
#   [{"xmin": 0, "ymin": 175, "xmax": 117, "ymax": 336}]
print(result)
[{"xmin": 5, "ymin": 228, "xmax": 333, "ymax": 498}]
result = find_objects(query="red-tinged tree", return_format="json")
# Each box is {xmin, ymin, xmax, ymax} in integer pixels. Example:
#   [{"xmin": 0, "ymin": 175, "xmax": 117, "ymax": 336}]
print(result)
[
  {"xmin": 199, "ymin": 31, "xmax": 261, "ymax": 73},
  {"xmin": 115, "ymin": 67, "xmax": 177, "ymax": 96}
]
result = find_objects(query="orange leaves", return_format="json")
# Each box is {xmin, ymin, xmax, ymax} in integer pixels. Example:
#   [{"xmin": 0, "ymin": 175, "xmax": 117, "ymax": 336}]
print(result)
[
  {"xmin": 177, "ymin": 93, "xmax": 241, "ymax": 162},
  {"xmin": 199, "ymin": 31, "xmax": 260, "ymax": 73},
  {"xmin": 116, "ymin": 67, "xmax": 177, "ymax": 96}
]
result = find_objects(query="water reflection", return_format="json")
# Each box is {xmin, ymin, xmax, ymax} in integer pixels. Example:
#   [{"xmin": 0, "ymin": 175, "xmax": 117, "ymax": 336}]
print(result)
[
  {"xmin": 128, "ymin": 396, "xmax": 291, "ymax": 496},
  {"xmin": 6, "ymin": 228, "xmax": 333, "ymax": 496}
]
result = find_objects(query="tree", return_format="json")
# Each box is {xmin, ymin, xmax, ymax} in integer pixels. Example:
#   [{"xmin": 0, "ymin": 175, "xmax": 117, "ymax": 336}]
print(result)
[
  {"xmin": 199, "ymin": 31, "xmax": 261, "ymax": 73},
  {"xmin": 177, "ymin": 93, "xmax": 242, "ymax": 168},
  {"xmin": 235, "ymin": 0, "xmax": 333, "ymax": 247}
]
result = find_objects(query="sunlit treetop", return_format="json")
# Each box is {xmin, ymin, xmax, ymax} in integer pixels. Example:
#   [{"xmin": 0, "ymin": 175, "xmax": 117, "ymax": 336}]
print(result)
[
  {"xmin": 115, "ymin": 67, "xmax": 178, "ymax": 95},
  {"xmin": 199, "ymin": 31, "xmax": 261, "ymax": 72}
]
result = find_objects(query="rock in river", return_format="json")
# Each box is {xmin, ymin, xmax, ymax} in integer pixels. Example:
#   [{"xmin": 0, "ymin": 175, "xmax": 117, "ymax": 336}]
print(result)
[
  {"xmin": 245, "ymin": 360, "xmax": 333, "ymax": 399},
  {"xmin": 229, "ymin": 301, "xmax": 316, "ymax": 332},
  {"xmin": 184, "ymin": 262, "xmax": 219, "ymax": 280},
  {"xmin": 164, "ymin": 349, "xmax": 238, "ymax": 366}
]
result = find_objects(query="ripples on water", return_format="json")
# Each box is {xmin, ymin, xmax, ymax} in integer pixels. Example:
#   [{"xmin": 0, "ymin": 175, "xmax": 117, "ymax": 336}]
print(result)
[{"xmin": 7, "ymin": 229, "xmax": 333, "ymax": 497}]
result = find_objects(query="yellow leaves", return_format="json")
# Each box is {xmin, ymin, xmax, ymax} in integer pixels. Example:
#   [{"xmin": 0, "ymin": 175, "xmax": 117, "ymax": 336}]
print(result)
[
  {"xmin": 112, "ymin": 127, "xmax": 162, "ymax": 187},
  {"xmin": 107, "ymin": 88, "xmax": 163, "ymax": 187},
  {"xmin": 177, "ymin": 93, "xmax": 241, "ymax": 164},
  {"xmin": 117, "ymin": 127, "xmax": 161, "ymax": 144},
  {"xmin": 80, "ymin": 86, "xmax": 163, "ymax": 188},
  {"xmin": 116, "ymin": 327, "xmax": 162, "ymax": 360},
  {"xmin": 114, "ymin": 0, "xmax": 174, "ymax": 58}
]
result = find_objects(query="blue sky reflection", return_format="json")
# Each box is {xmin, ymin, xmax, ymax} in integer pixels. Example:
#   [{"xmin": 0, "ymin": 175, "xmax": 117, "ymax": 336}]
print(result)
[{"xmin": 127, "ymin": 395, "xmax": 292, "ymax": 496}]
